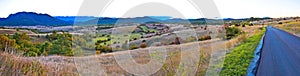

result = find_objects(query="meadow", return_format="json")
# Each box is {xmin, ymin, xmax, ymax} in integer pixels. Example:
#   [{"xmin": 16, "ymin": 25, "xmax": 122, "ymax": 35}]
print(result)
[{"xmin": 0, "ymin": 24, "xmax": 265, "ymax": 75}]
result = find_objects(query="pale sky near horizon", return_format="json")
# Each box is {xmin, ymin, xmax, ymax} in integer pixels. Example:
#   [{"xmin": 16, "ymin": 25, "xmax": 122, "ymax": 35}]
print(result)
[{"xmin": 0, "ymin": 0, "xmax": 299, "ymax": 18}]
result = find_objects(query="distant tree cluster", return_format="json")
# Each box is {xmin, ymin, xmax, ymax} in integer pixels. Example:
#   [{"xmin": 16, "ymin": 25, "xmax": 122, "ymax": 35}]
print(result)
[
  {"xmin": 225, "ymin": 27, "xmax": 242, "ymax": 40},
  {"xmin": 45, "ymin": 31, "xmax": 73, "ymax": 56},
  {"xmin": 0, "ymin": 31, "xmax": 73, "ymax": 57}
]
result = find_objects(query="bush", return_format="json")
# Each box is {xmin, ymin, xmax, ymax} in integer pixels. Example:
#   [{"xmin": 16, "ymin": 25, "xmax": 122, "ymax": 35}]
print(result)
[
  {"xmin": 173, "ymin": 37, "xmax": 181, "ymax": 44},
  {"xmin": 129, "ymin": 44, "xmax": 138, "ymax": 50},
  {"xmin": 24, "ymin": 51, "xmax": 38, "ymax": 57},
  {"xmin": 225, "ymin": 27, "xmax": 242, "ymax": 40},
  {"xmin": 96, "ymin": 45, "xmax": 112, "ymax": 53},
  {"xmin": 140, "ymin": 42, "xmax": 147, "ymax": 48},
  {"xmin": 198, "ymin": 35, "xmax": 211, "ymax": 41}
]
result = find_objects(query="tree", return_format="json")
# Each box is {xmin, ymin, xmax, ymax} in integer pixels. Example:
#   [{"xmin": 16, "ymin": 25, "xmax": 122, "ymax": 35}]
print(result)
[
  {"xmin": 173, "ymin": 37, "xmax": 181, "ymax": 45},
  {"xmin": 49, "ymin": 35, "xmax": 73, "ymax": 56},
  {"xmin": 13, "ymin": 33, "xmax": 30, "ymax": 44},
  {"xmin": 40, "ymin": 41, "xmax": 52, "ymax": 56},
  {"xmin": 0, "ymin": 35, "xmax": 18, "ymax": 53},
  {"xmin": 249, "ymin": 23, "xmax": 254, "ymax": 26},
  {"xmin": 140, "ymin": 40, "xmax": 147, "ymax": 48},
  {"xmin": 45, "ymin": 33, "xmax": 73, "ymax": 56},
  {"xmin": 49, "ymin": 31, "xmax": 58, "ymax": 41},
  {"xmin": 12, "ymin": 33, "xmax": 39, "ymax": 56}
]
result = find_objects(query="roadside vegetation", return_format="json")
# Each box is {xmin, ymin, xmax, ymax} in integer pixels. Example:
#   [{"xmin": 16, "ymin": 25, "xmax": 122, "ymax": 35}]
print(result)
[{"xmin": 220, "ymin": 27, "xmax": 266, "ymax": 75}]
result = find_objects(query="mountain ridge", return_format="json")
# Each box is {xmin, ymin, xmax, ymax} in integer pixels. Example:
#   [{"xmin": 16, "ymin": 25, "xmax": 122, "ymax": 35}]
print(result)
[
  {"xmin": 0, "ymin": 12, "xmax": 264, "ymax": 26},
  {"xmin": 0, "ymin": 12, "xmax": 71, "ymax": 26}
]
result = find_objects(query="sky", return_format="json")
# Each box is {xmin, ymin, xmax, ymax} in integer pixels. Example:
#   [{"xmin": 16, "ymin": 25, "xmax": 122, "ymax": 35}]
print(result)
[{"xmin": 0, "ymin": 0, "xmax": 300, "ymax": 18}]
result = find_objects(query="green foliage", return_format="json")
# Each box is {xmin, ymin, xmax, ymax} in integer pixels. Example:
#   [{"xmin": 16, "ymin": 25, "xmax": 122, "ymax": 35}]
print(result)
[
  {"xmin": 220, "ymin": 27, "xmax": 266, "ymax": 76},
  {"xmin": 129, "ymin": 44, "xmax": 138, "ymax": 50},
  {"xmin": 95, "ymin": 44, "xmax": 112, "ymax": 53},
  {"xmin": 94, "ymin": 33, "xmax": 143, "ymax": 53},
  {"xmin": 24, "ymin": 51, "xmax": 38, "ymax": 57},
  {"xmin": 225, "ymin": 27, "xmax": 242, "ymax": 40},
  {"xmin": 138, "ymin": 25, "xmax": 157, "ymax": 33},
  {"xmin": 0, "ymin": 35, "xmax": 18, "ymax": 52},
  {"xmin": 47, "ymin": 32, "xmax": 73, "ymax": 56},
  {"xmin": 40, "ymin": 41, "xmax": 52, "ymax": 56},
  {"xmin": 248, "ymin": 17, "xmax": 269, "ymax": 21},
  {"xmin": 12, "ymin": 33, "xmax": 40, "ymax": 56},
  {"xmin": 198, "ymin": 35, "xmax": 211, "ymax": 41},
  {"xmin": 129, "ymin": 33, "xmax": 142, "ymax": 40},
  {"xmin": 0, "ymin": 31, "xmax": 74, "ymax": 56}
]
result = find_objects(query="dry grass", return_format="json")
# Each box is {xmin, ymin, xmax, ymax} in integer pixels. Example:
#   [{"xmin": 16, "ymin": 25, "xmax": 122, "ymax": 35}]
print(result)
[
  {"xmin": 0, "ymin": 52, "xmax": 78, "ymax": 76},
  {"xmin": 0, "ymin": 29, "xmax": 35, "ymax": 34},
  {"xmin": 275, "ymin": 21, "xmax": 300, "ymax": 36}
]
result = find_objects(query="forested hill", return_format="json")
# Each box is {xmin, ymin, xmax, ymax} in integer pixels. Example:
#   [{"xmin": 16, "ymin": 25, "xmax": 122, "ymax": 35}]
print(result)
[
  {"xmin": 0, "ymin": 12, "xmax": 71, "ymax": 26},
  {"xmin": 0, "ymin": 18, "xmax": 5, "ymax": 21}
]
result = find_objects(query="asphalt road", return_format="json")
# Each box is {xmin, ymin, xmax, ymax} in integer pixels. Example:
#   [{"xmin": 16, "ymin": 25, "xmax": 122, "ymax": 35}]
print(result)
[{"xmin": 256, "ymin": 27, "xmax": 300, "ymax": 76}]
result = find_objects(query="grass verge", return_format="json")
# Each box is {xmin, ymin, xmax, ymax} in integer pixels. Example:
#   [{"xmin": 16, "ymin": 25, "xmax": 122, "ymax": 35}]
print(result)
[{"xmin": 220, "ymin": 27, "xmax": 266, "ymax": 76}]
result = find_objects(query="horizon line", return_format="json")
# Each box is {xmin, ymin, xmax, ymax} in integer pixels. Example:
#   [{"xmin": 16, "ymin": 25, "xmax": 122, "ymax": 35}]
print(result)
[{"xmin": 0, "ymin": 11, "xmax": 299, "ymax": 19}]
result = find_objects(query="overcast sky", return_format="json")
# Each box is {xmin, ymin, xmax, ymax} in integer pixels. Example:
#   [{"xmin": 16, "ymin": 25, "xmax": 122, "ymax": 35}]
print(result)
[{"xmin": 0, "ymin": 0, "xmax": 300, "ymax": 18}]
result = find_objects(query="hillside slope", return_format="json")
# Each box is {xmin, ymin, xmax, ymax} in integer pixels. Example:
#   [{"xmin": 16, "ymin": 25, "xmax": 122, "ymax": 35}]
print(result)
[{"xmin": 0, "ymin": 12, "xmax": 71, "ymax": 26}]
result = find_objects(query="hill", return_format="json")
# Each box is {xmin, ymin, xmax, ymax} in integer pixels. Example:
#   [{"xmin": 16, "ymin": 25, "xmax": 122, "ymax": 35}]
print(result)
[
  {"xmin": 82, "ymin": 17, "xmax": 213, "ymax": 25},
  {"xmin": 0, "ymin": 12, "xmax": 245, "ymax": 26},
  {"xmin": 82, "ymin": 16, "xmax": 163, "ymax": 25},
  {"xmin": 0, "ymin": 18, "xmax": 4, "ymax": 21},
  {"xmin": 0, "ymin": 12, "xmax": 71, "ymax": 26},
  {"xmin": 55, "ymin": 16, "xmax": 97, "ymax": 23}
]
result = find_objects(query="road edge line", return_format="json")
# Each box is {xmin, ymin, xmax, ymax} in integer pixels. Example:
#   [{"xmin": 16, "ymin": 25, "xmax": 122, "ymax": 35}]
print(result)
[{"xmin": 247, "ymin": 28, "xmax": 266, "ymax": 76}]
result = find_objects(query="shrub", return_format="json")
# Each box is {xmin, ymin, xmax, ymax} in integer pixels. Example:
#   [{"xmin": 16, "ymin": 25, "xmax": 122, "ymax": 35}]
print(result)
[
  {"xmin": 198, "ymin": 35, "xmax": 211, "ymax": 41},
  {"xmin": 225, "ymin": 27, "xmax": 242, "ymax": 40},
  {"xmin": 96, "ymin": 45, "xmax": 112, "ymax": 53},
  {"xmin": 129, "ymin": 44, "xmax": 138, "ymax": 50},
  {"xmin": 140, "ymin": 43, "xmax": 147, "ymax": 48},
  {"xmin": 173, "ymin": 37, "xmax": 181, "ymax": 44}
]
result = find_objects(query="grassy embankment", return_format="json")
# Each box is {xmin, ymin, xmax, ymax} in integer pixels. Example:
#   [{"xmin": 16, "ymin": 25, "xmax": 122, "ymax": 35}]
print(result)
[
  {"xmin": 275, "ymin": 21, "xmax": 300, "ymax": 35},
  {"xmin": 220, "ymin": 27, "xmax": 266, "ymax": 75}
]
